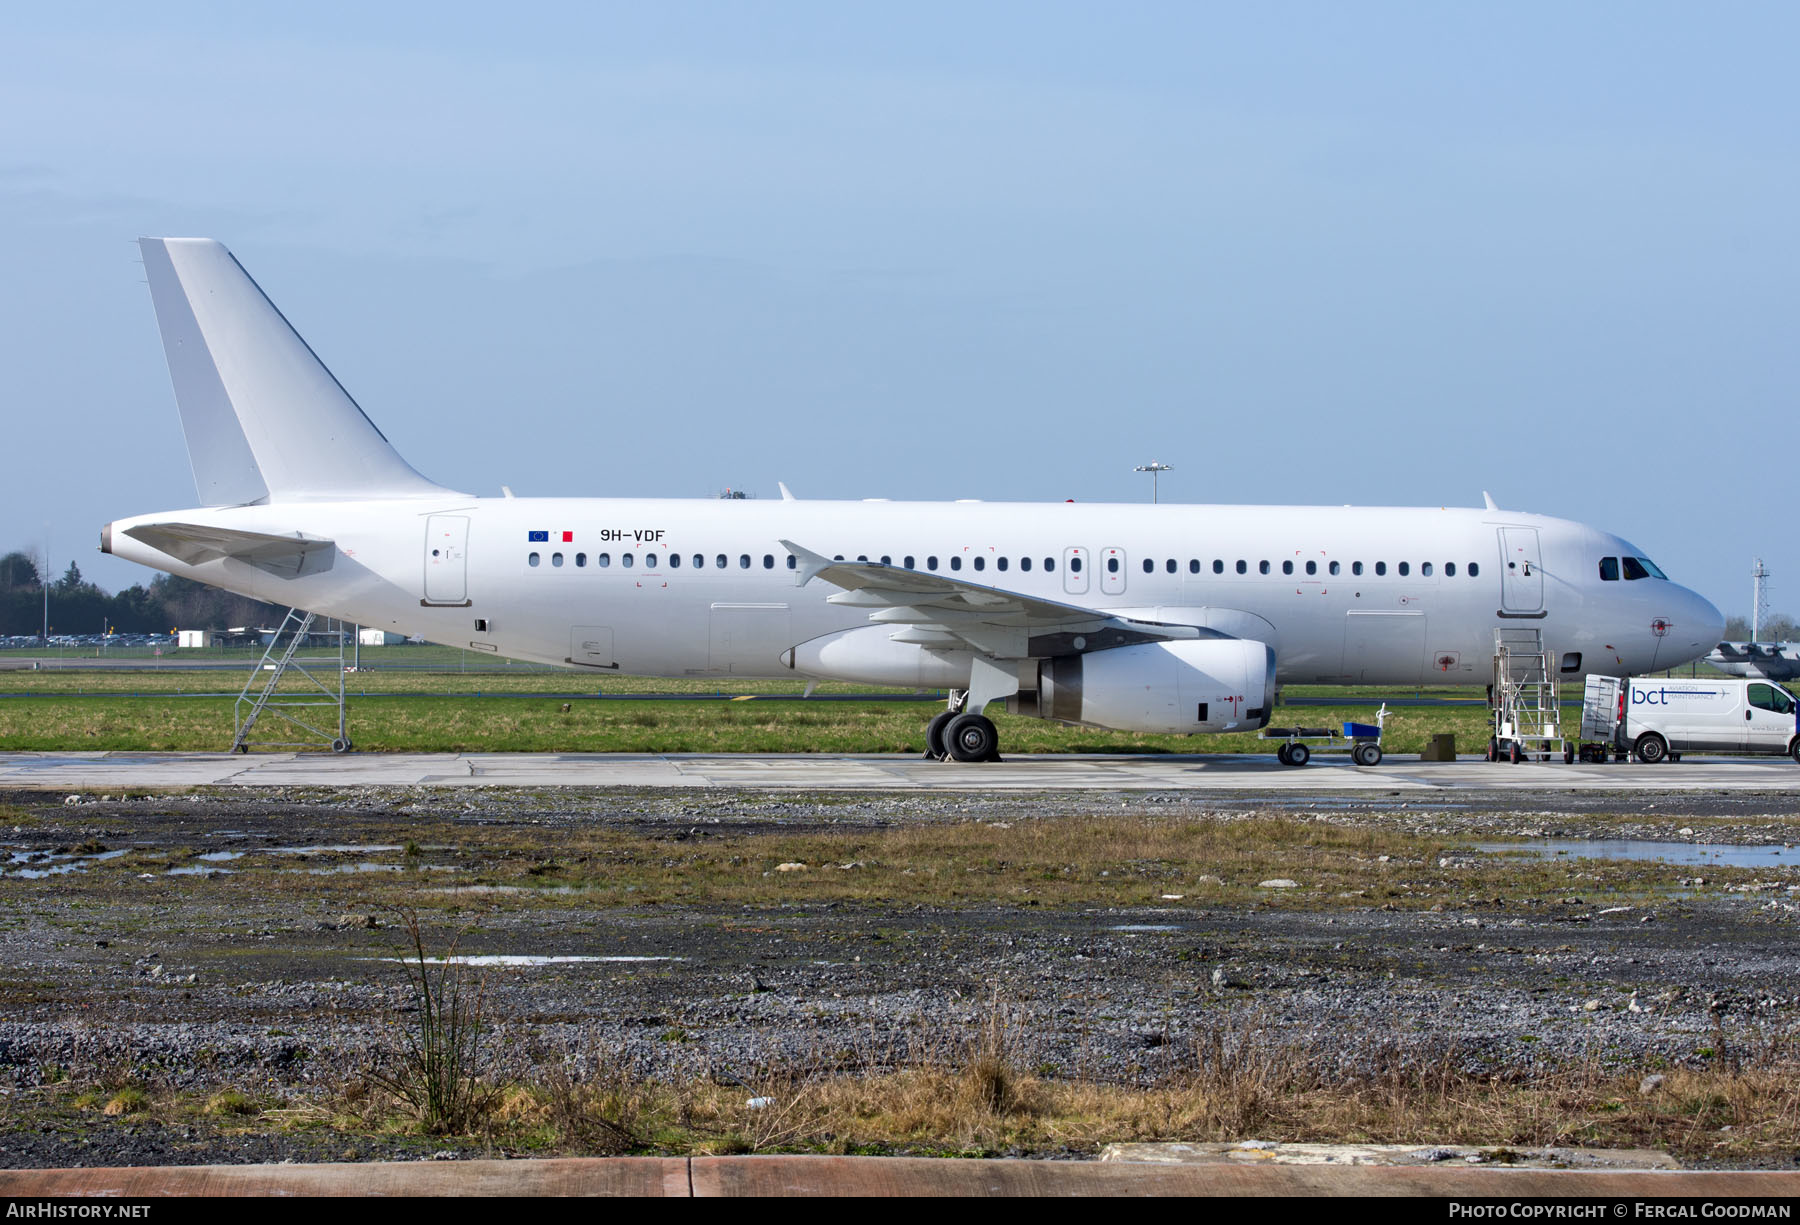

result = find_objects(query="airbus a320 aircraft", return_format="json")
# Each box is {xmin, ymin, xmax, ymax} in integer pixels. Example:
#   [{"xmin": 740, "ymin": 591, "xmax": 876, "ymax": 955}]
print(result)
[{"xmin": 102, "ymin": 239, "xmax": 1725, "ymax": 760}]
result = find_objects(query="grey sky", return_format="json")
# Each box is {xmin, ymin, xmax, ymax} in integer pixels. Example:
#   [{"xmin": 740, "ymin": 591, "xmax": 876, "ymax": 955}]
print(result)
[{"xmin": 1, "ymin": 2, "xmax": 1793, "ymax": 618}]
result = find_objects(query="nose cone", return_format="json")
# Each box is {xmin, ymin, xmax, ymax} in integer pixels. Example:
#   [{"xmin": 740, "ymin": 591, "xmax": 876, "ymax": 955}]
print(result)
[{"xmin": 1657, "ymin": 585, "xmax": 1725, "ymax": 670}]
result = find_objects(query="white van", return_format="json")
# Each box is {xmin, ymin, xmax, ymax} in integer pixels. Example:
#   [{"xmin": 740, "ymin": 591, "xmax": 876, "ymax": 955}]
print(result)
[{"xmin": 1580, "ymin": 675, "xmax": 1800, "ymax": 763}]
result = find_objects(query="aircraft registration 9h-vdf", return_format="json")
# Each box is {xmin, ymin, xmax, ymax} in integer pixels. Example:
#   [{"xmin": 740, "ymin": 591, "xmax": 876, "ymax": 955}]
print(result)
[{"xmin": 103, "ymin": 238, "xmax": 1726, "ymax": 761}]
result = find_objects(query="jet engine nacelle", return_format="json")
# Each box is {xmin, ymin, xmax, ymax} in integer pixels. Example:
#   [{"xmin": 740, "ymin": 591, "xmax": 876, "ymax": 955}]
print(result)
[{"xmin": 1026, "ymin": 639, "xmax": 1276, "ymax": 734}]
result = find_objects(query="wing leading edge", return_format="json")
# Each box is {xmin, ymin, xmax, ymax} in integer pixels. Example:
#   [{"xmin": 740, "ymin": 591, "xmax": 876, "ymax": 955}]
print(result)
[{"xmin": 779, "ymin": 540, "xmax": 1221, "ymax": 658}]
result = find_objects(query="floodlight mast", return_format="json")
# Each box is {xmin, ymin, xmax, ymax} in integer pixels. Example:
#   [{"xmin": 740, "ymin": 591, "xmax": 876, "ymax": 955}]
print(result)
[{"xmin": 1134, "ymin": 461, "xmax": 1173, "ymax": 504}]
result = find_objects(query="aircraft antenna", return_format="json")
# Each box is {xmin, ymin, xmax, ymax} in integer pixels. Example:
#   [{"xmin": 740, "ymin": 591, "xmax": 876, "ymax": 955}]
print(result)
[{"xmin": 1752, "ymin": 557, "xmax": 1770, "ymax": 641}]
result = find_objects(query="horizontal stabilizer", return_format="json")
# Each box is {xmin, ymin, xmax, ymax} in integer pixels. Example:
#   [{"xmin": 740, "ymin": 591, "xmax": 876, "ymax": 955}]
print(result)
[{"xmin": 122, "ymin": 522, "xmax": 336, "ymax": 578}]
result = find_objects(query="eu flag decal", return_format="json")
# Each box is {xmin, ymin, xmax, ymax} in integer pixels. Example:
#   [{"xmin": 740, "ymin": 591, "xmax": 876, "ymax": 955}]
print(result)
[{"xmin": 528, "ymin": 530, "xmax": 549, "ymax": 542}]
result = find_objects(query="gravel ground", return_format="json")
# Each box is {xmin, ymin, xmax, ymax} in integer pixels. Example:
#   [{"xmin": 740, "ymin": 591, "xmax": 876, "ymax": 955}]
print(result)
[{"xmin": 2, "ymin": 785, "xmax": 1798, "ymax": 1168}]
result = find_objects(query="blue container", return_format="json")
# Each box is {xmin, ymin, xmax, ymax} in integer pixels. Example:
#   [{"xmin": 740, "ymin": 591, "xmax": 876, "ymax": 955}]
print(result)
[{"xmin": 1342, "ymin": 721, "xmax": 1381, "ymax": 740}]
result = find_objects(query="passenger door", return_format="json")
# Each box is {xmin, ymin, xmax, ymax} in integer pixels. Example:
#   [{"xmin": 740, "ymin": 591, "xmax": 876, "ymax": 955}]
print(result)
[
  {"xmin": 1497, "ymin": 527, "xmax": 1543, "ymax": 614},
  {"xmin": 1745, "ymin": 683, "xmax": 1797, "ymax": 753}
]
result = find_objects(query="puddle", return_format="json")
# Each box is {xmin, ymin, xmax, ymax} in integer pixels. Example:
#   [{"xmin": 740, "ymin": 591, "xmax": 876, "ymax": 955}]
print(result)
[
  {"xmin": 1477, "ymin": 839, "xmax": 1797, "ymax": 869},
  {"xmin": 10, "ymin": 848, "xmax": 131, "ymax": 879},
  {"xmin": 306, "ymin": 863, "xmax": 458, "ymax": 875},
  {"xmin": 370, "ymin": 955, "xmax": 683, "ymax": 967},
  {"xmin": 1110, "ymin": 924, "xmax": 1183, "ymax": 932},
  {"xmin": 197, "ymin": 851, "xmax": 244, "ymax": 862},
  {"xmin": 165, "ymin": 865, "xmax": 232, "ymax": 876}
]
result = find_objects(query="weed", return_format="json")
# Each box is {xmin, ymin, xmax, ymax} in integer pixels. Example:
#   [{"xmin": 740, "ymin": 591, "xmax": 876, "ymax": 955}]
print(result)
[
  {"xmin": 367, "ymin": 907, "xmax": 499, "ymax": 1135},
  {"xmin": 103, "ymin": 1086, "xmax": 148, "ymax": 1117}
]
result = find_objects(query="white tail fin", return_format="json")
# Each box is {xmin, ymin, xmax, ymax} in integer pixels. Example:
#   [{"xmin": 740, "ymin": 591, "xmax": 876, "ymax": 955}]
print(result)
[{"xmin": 139, "ymin": 238, "xmax": 451, "ymax": 505}]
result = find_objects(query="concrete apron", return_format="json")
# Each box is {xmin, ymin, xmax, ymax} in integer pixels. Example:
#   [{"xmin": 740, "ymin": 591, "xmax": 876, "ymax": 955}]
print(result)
[{"xmin": 4, "ymin": 1157, "xmax": 1799, "ymax": 1197}]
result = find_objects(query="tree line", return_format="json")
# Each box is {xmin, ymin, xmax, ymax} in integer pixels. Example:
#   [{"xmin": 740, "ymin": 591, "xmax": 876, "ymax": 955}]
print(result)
[{"xmin": 0, "ymin": 551, "xmax": 282, "ymax": 636}]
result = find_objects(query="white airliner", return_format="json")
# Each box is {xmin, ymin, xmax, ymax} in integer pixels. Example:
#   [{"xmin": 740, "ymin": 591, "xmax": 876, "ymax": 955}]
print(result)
[{"xmin": 102, "ymin": 239, "xmax": 1725, "ymax": 760}]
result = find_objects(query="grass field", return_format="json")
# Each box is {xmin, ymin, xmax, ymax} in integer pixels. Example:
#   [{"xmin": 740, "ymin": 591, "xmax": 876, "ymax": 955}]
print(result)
[{"xmin": 0, "ymin": 677, "xmax": 1496, "ymax": 754}]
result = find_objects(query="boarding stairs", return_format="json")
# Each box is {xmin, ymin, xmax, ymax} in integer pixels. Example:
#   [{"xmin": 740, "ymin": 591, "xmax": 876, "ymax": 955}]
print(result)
[
  {"xmin": 232, "ymin": 608, "xmax": 352, "ymax": 753},
  {"xmin": 1491, "ymin": 627, "xmax": 1566, "ymax": 763}
]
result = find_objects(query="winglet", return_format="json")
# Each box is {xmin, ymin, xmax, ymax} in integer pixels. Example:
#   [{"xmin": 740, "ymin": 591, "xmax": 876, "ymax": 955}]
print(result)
[
  {"xmin": 778, "ymin": 481, "xmax": 797, "ymax": 502},
  {"xmin": 1482, "ymin": 491, "xmax": 1499, "ymax": 511},
  {"xmin": 778, "ymin": 539, "xmax": 833, "ymax": 587}
]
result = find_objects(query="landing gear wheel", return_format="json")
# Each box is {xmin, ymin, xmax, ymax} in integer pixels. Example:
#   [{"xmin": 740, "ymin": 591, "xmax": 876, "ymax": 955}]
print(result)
[
  {"xmin": 1634, "ymin": 733, "xmax": 1668, "ymax": 764},
  {"xmin": 1286, "ymin": 742, "xmax": 1311, "ymax": 767},
  {"xmin": 1276, "ymin": 743, "xmax": 1293, "ymax": 765},
  {"xmin": 1508, "ymin": 742, "xmax": 1523, "ymax": 764},
  {"xmin": 331, "ymin": 738, "xmax": 353, "ymax": 754},
  {"xmin": 924, "ymin": 711, "xmax": 955, "ymax": 761},
  {"xmin": 945, "ymin": 713, "xmax": 1000, "ymax": 762}
]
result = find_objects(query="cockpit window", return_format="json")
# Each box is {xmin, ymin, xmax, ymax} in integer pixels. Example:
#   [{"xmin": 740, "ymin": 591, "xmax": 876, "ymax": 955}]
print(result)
[
  {"xmin": 1622, "ymin": 556, "xmax": 1665, "ymax": 580},
  {"xmin": 1598, "ymin": 557, "xmax": 1619, "ymax": 582}
]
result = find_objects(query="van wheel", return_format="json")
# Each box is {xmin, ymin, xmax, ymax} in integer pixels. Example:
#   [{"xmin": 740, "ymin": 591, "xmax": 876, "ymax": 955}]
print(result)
[
  {"xmin": 1790, "ymin": 739, "xmax": 1800, "ymax": 765},
  {"xmin": 1634, "ymin": 733, "xmax": 1668, "ymax": 764}
]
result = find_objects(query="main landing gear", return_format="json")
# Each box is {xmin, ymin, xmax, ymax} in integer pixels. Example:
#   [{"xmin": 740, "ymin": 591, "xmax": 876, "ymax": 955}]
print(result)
[{"xmin": 924, "ymin": 692, "xmax": 1002, "ymax": 763}]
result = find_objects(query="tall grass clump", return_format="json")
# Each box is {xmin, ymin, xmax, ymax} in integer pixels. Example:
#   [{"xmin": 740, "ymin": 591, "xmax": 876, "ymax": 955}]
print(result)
[{"xmin": 368, "ymin": 908, "xmax": 499, "ymax": 1134}]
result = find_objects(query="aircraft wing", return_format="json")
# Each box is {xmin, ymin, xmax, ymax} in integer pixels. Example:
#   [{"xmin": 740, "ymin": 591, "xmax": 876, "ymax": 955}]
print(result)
[
  {"xmin": 122, "ymin": 522, "xmax": 336, "ymax": 578},
  {"xmin": 780, "ymin": 539, "xmax": 1219, "ymax": 658}
]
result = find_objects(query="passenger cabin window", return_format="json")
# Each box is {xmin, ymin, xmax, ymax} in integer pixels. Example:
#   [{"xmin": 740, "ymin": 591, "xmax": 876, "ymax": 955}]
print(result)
[
  {"xmin": 1044, "ymin": 558, "xmax": 1056, "ymax": 572},
  {"xmin": 739, "ymin": 554, "xmax": 751, "ymax": 569},
  {"xmin": 622, "ymin": 553, "xmax": 634, "ymax": 568},
  {"xmin": 1304, "ymin": 560, "xmax": 1316, "ymax": 576},
  {"xmin": 928, "ymin": 556, "xmax": 939, "ymax": 570},
  {"xmin": 1750, "ymin": 684, "xmax": 1795, "ymax": 715},
  {"xmin": 1468, "ymin": 562, "xmax": 1479, "ymax": 577},
  {"xmin": 786, "ymin": 555, "xmax": 797, "ymax": 570},
  {"xmin": 715, "ymin": 554, "xmax": 727, "ymax": 569},
  {"xmin": 904, "ymin": 555, "xmax": 915, "ymax": 568},
  {"xmin": 528, "ymin": 552, "xmax": 541, "ymax": 567},
  {"xmin": 951, "ymin": 557, "xmax": 962, "ymax": 571},
  {"xmin": 1236, "ymin": 560, "xmax": 1247, "ymax": 574},
  {"xmin": 1421, "ymin": 562, "xmax": 1433, "ymax": 577},
  {"xmin": 1070, "ymin": 558, "xmax": 1081, "ymax": 573},
  {"xmin": 1398, "ymin": 562, "xmax": 1410, "ymax": 576},
  {"xmin": 997, "ymin": 557, "xmax": 1009, "ymax": 571},
  {"xmin": 692, "ymin": 554, "xmax": 703, "ymax": 569},
  {"xmin": 1212, "ymin": 560, "xmax": 1223, "ymax": 574},
  {"xmin": 1599, "ymin": 557, "xmax": 1620, "ymax": 581},
  {"xmin": 1282, "ymin": 560, "xmax": 1294, "ymax": 575},
  {"xmin": 1257, "ymin": 561, "xmax": 1268, "ymax": 575},
  {"xmin": 973, "ymin": 557, "xmax": 985, "ymax": 571},
  {"xmin": 552, "ymin": 552, "xmax": 563, "ymax": 567},
  {"xmin": 1444, "ymin": 562, "xmax": 1454, "ymax": 576},
  {"xmin": 1106, "ymin": 557, "xmax": 1119, "ymax": 574},
  {"xmin": 576, "ymin": 553, "xmax": 587, "ymax": 567},
  {"xmin": 880, "ymin": 555, "xmax": 891, "ymax": 565},
  {"xmin": 1142, "ymin": 559, "xmax": 1153, "ymax": 574},
  {"xmin": 763, "ymin": 554, "xmax": 774, "ymax": 569},
  {"xmin": 1375, "ymin": 562, "xmax": 1386, "ymax": 576},
  {"xmin": 666, "ymin": 553, "xmax": 677, "ymax": 568},
  {"xmin": 1352, "ymin": 562, "xmax": 1363, "ymax": 576},
  {"xmin": 598, "ymin": 553, "xmax": 611, "ymax": 567},
  {"xmin": 1020, "ymin": 557, "xmax": 1032, "ymax": 572}
]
